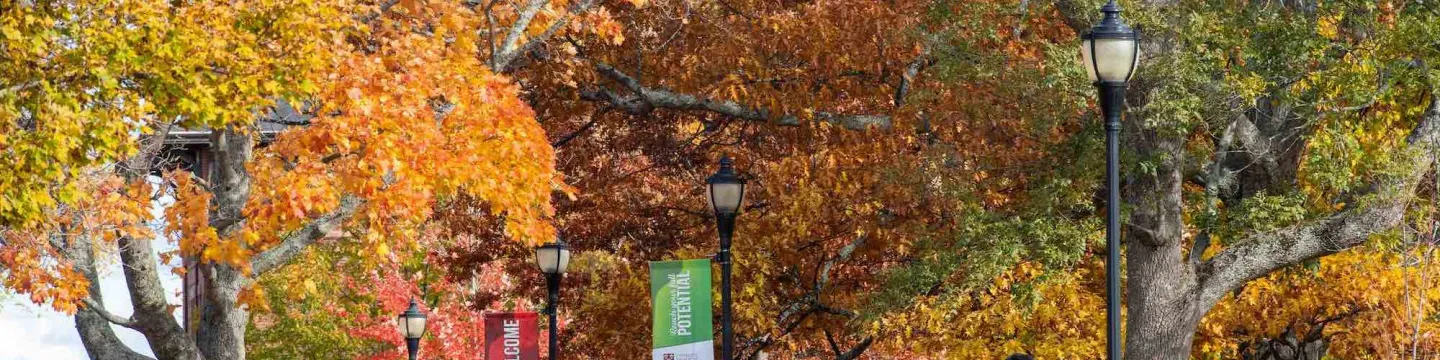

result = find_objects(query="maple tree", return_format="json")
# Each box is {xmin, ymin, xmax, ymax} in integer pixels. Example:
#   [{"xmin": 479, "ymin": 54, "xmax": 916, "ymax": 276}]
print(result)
[
  {"xmin": 1, "ymin": 0, "xmax": 576, "ymax": 359},
  {"xmin": 6, "ymin": 0, "xmax": 1440, "ymax": 359},
  {"xmin": 511, "ymin": 0, "xmax": 1440, "ymax": 358},
  {"xmin": 366, "ymin": 0, "xmax": 1438, "ymax": 358}
]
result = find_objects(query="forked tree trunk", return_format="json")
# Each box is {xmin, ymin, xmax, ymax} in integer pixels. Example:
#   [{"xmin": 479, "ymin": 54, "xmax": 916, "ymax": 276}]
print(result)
[{"xmin": 196, "ymin": 265, "xmax": 250, "ymax": 360}]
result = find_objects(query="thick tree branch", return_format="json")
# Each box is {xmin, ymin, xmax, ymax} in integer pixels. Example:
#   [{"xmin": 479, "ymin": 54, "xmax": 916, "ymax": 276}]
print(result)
[
  {"xmin": 894, "ymin": 54, "xmax": 934, "ymax": 108},
  {"xmin": 81, "ymin": 297, "xmax": 137, "ymax": 329},
  {"xmin": 817, "ymin": 236, "xmax": 867, "ymax": 293},
  {"xmin": 836, "ymin": 336, "xmax": 875, "ymax": 360},
  {"xmin": 117, "ymin": 233, "xmax": 202, "ymax": 359},
  {"xmin": 495, "ymin": 0, "xmax": 597, "ymax": 72},
  {"xmin": 250, "ymin": 195, "xmax": 364, "ymax": 275},
  {"xmin": 1197, "ymin": 94, "xmax": 1440, "ymax": 306},
  {"xmin": 493, "ymin": 0, "xmax": 549, "ymax": 69},
  {"xmin": 582, "ymin": 63, "xmax": 892, "ymax": 130},
  {"xmin": 102, "ymin": 122, "xmax": 203, "ymax": 358},
  {"xmin": 58, "ymin": 227, "xmax": 155, "ymax": 360}
]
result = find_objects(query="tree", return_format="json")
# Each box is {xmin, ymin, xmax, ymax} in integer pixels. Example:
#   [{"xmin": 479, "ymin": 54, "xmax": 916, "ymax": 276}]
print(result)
[
  {"xmin": 516, "ymin": 0, "xmax": 1440, "ymax": 357},
  {"xmin": 1067, "ymin": 0, "xmax": 1440, "ymax": 356},
  {"xmin": 257, "ymin": 0, "xmax": 1436, "ymax": 358},
  {"xmin": 430, "ymin": 0, "xmax": 1102, "ymax": 358},
  {"xmin": 1, "ymin": 1, "xmax": 566, "ymax": 359}
]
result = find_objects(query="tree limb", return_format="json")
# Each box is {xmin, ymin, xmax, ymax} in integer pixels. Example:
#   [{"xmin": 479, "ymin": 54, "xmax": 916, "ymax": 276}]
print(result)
[
  {"xmin": 1197, "ymin": 94, "xmax": 1440, "ymax": 306},
  {"xmin": 551, "ymin": 106, "xmax": 607, "ymax": 147},
  {"xmin": 582, "ymin": 63, "xmax": 892, "ymax": 130},
  {"xmin": 894, "ymin": 54, "xmax": 934, "ymax": 108},
  {"xmin": 817, "ymin": 236, "xmax": 867, "ymax": 293},
  {"xmin": 494, "ymin": 0, "xmax": 550, "ymax": 69},
  {"xmin": 250, "ymin": 195, "xmax": 364, "ymax": 275},
  {"xmin": 58, "ymin": 226, "xmax": 155, "ymax": 360},
  {"xmin": 836, "ymin": 336, "xmax": 875, "ymax": 360},
  {"xmin": 495, "ymin": 0, "xmax": 598, "ymax": 73},
  {"xmin": 81, "ymin": 297, "xmax": 137, "ymax": 329}
]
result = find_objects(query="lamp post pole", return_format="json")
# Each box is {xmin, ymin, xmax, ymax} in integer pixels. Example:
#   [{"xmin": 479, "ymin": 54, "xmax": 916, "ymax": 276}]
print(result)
[
  {"xmin": 706, "ymin": 157, "xmax": 746, "ymax": 360},
  {"xmin": 546, "ymin": 272, "xmax": 562, "ymax": 360},
  {"xmin": 1102, "ymin": 78, "xmax": 1124, "ymax": 360},
  {"xmin": 717, "ymin": 212, "xmax": 735, "ymax": 360},
  {"xmin": 1080, "ymin": 1, "xmax": 1138, "ymax": 358},
  {"xmin": 406, "ymin": 336, "xmax": 420, "ymax": 360}
]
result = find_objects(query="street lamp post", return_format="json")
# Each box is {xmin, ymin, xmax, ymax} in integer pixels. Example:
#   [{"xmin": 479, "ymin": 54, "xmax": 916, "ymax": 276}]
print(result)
[
  {"xmin": 396, "ymin": 299, "xmax": 428, "ymax": 360},
  {"xmin": 1080, "ymin": 1, "xmax": 1139, "ymax": 359},
  {"xmin": 706, "ymin": 157, "xmax": 746, "ymax": 360},
  {"xmin": 536, "ymin": 240, "xmax": 572, "ymax": 360}
]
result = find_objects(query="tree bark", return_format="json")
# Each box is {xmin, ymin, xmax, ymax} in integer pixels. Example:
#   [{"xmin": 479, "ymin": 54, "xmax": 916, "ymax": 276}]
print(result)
[
  {"xmin": 194, "ymin": 128, "xmax": 255, "ymax": 360},
  {"xmin": 1120, "ymin": 90, "xmax": 1438, "ymax": 359},
  {"xmin": 65, "ymin": 234, "xmax": 156, "ymax": 360},
  {"xmin": 108, "ymin": 125, "xmax": 206, "ymax": 360},
  {"xmin": 1120, "ymin": 88, "xmax": 1205, "ymax": 359},
  {"xmin": 197, "ymin": 265, "xmax": 249, "ymax": 360},
  {"xmin": 1062, "ymin": 0, "xmax": 1440, "ymax": 354}
]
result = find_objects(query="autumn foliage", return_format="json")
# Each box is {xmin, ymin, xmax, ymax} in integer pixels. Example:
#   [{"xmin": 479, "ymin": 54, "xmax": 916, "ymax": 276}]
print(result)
[{"xmin": 4, "ymin": 0, "xmax": 1440, "ymax": 359}]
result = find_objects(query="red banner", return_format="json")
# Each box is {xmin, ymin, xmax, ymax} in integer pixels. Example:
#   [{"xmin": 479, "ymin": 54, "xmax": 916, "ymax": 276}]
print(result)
[{"xmin": 484, "ymin": 312, "xmax": 541, "ymax": 360}]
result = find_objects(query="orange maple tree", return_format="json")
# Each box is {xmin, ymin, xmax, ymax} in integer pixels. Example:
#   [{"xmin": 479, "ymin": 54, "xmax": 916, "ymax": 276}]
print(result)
[{"xmin": 2, "ymin": 0, "xmax": 566, "ymax": 358}]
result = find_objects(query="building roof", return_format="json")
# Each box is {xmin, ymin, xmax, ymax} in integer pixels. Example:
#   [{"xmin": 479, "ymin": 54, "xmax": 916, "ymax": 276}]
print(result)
[{"xmin": 163, "ymin": 100, "xmax": 309, "ymax": 146}]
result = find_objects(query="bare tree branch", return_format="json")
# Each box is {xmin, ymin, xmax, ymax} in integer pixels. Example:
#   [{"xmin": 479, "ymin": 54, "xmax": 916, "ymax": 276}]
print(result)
[
  {"xmin": 551, "ymin": 106, "xmax": 607, "ymax": 147},
  {"xmin": 81, "ymin": 297, "xmax": 138, "ymax": 329},
  {"xmin": 895, "ymin": 54, "xmax": 934, "ymax": 108},
  {"xmin": 581, "ymin": 63, "xmax": 892, "ymax": 130},
  {"xmin": 496, "ymin": 0, "xmax": 598, "ymax": 72}
]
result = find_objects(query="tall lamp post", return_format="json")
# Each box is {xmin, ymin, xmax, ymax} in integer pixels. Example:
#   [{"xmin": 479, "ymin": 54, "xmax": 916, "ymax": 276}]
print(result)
[
  {"xmin": 536, "ymin": 240, "xmax": 572, "ymax": 360},
  {"xmin": 396, "ymin": 299, "xmax": 428, "ymax": 360},
  {"xmin": 707, "ymin": 157, "xmax": 746, "ymax": 360},
  {"xmin": 1080, "ymin": 1, "xmax": 1139, "ymax": 359}
]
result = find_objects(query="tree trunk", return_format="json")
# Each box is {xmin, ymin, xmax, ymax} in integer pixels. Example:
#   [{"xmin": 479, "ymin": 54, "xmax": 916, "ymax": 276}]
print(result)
[
  {"xmin": 65, "ymin": 234, "xmax": 154, "ymax": 360},
  {"xmin": 196, "ymin": 265, "xmax": 249, "ymax": 360},
  {"xmin": 194, "ymin": 127, "xmax": 255, "ymax": 360},
  {"xmin": 1119, "ymin": 91, "xmax": 1204, "ymax": 358},
  {"xmin": 118, "ymin": 235, "xmax": 204, "ymax": 360},
  {"xmin": 1119, "ymin": 88, "xmax": 1438, "ymax": 359}
]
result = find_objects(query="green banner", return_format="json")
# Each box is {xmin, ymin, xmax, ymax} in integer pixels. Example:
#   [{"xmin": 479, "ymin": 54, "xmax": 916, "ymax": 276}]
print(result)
[{"xmin": 650, "ymin": 259, "xmax": 714, "ymax": 360}]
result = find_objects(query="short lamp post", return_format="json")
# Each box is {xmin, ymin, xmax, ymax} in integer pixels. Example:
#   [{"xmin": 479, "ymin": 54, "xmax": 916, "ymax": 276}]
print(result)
[
  {"xmin": 707, "ymin": 157, "xmax": 746, "ymax": 360},
  {"xmin": 1080, "ymin": 1, "xmax": 1139, "ymax": 359},
  {"xmin": 536, "ymin": 240, "xmax": 572, "ymax": 360},
  {"xmin": 396, "ymin": 299, "xmax": 428, "ymax": 360}
]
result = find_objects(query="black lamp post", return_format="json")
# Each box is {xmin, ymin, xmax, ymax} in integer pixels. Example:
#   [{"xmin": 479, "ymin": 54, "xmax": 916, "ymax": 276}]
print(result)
[
  {"xmin": 535, "ymin": 240, "xmax": 571, "ymax": 360},
  {"xmin": 396, "ymin": 298, "xmax": 428, "ymax": 360},
  {"xmin": 1080, "ymin": 1, "xmax": 1139, "ymax": 359},
  {"xmin": 706, "ymin": 157, "xmax": 746, "ymax": 360}
]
